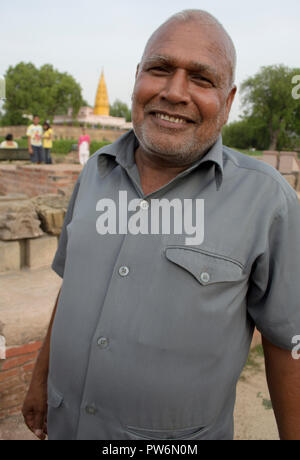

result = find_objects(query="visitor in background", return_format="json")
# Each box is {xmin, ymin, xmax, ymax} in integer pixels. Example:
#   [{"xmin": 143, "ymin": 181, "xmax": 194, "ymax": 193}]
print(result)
[
  {"xmin": 78, "ymin": 126, "xmax": 90, "ymax": 166},
  {"xmin": 42, "ymin": 122, "xmax": 53, "ymax": 164},
  {"xmin": 0, "ymin": 133, "xmax": 18, "ymax": 148},
  {"xmin": 26, "ymin": 115, "xmax": 44, "ymax": 163}
]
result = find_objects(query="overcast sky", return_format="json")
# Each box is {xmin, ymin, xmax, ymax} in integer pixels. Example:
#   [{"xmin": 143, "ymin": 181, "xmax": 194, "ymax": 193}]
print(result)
[{"xmin": 1, "ymin": 0, "xmax": 299, "ymax": 122}]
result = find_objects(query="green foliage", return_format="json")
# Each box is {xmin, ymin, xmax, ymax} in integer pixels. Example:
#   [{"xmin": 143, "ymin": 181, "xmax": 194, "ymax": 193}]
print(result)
[
  {"xmin": 1, "ymin": 62, "xmax": 84, "ymax": 126},
  {"xmin": 50, "ymin": 139, "xmax": 111, "ymax": 155},
  {"xmin": 15, "ymin": 138, "xmax": 28, "ymax": 148},
  {"xmin": 222, "ymin": 119, "xmax": 268, "ymax": 150},
  {"xmin": 52, "ymin": 139, "xmax": 76, "ymax": 154},
  {"xmin": 90, "ymin": 140, "xmax": 111, "ymax": 154},
  {"xmin": 109, "ymin": 99, "xmax": 132, "ymax": 122},
  {"xmin": 240, "ymin": 64, "xmax": 300, "ymax": 150}
]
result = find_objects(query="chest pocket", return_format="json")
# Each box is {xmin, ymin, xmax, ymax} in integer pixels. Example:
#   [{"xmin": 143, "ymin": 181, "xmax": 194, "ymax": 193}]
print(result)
[{"xmin": 164, "ymin": 246, "xmax": 244, "ymax": 285}]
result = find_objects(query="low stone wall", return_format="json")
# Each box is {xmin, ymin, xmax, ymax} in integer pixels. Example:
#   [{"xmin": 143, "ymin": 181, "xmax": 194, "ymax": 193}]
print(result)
[
  {"xmin": 0, "ymin": 236, "xmax": 58, "ymax": 272},
  {"xmin": 0, "ymin": 164, "xmax": 81, "ymax": 197}
]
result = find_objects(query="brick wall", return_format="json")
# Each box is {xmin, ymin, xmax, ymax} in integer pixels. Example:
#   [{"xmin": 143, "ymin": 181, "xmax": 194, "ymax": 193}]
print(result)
[
  {"xmin": 0, "ymin": 164, "xmax": 81, "ymax": 197},
  {"xmin": 0, "ymin": 341, "xmax": 42, "ymax": 420}
]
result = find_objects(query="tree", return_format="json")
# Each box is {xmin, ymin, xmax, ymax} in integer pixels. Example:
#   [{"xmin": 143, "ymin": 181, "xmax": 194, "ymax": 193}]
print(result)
[
  {"xmin": 240, "ymin": 65, "xmax": 300, "ymax": 150},
  {"xmin": 1, "ymin": 62, "xmax": 84, "ymax": 125},
  {"xmin": 222, "ymin": 118, "xmax": 268, "ymax": 150},
  {"xmin": 110, "ymin": 99, "xmax": 131, "ymax": 122}
]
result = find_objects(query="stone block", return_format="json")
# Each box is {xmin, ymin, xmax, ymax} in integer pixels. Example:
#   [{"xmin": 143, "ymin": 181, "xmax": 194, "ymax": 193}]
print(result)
[
  {"xmin": 25, "ymin": 235, "xmax": 58, "ymax": 269},
  {"xmin": 31, "ymin": 194, "xmax": 70, "ymax": 235},
  {"xmin": 0, "ymin": 195, "xmax": 44, "ymax": 241},
  {"xmin": 261, "ymin": 155, "xmax": 278, "ymax": 169},
  {"xmin": 262, "ymin": 151, "xmax": 279, "ymax": 155},
  {"xmin": 280, "ymin": 151, "xmax": 297, "ymax": 158},
  {"xmin": 37, "ymin": 208, "xmax": 65, "ymax": 236},
  {"xmin": 283, "ymin": 174, "xmax": 296, "ymax": 189},
  {"xmin": 0, "ymin": 241, "xmax": 21, "ymax": 272}
]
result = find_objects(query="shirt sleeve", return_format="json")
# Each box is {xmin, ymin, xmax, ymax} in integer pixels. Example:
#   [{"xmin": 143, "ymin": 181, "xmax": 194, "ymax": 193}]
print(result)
[
  {"xmin": 51, "ymin": 178, "xmax": 81, "ymax": 278},
  {"xmin": 26, "ymin": 126, "xmax": 31, "ymax": 137},
  {"xmin": 247, "ymin": 189, "xmax": 300, "ymax": 350}
]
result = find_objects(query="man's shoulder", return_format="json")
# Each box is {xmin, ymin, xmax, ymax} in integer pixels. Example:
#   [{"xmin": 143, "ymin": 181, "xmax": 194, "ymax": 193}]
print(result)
[
  {"xmin": 222, "ymin": 145, "xmax": 298, "ymax": 201},
  {"xmin": 90, "ymin": 130, "xmax": 134, "ymax": 159}
]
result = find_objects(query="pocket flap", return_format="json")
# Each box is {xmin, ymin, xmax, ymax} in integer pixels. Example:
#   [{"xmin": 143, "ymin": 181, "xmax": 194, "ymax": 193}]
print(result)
[
  {"xmin": 165, "ymin": 247, "xmax": 243, "ymax": 285},
  {"xmin": 47, "ymin": 382, "xmax": 64, "ymax": 408}
]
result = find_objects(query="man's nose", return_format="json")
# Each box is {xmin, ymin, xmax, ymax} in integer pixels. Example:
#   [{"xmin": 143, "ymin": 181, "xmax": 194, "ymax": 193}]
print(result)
[{"xmin": 160, "ymin": 69, "xmax": 190, "ymax": 104}]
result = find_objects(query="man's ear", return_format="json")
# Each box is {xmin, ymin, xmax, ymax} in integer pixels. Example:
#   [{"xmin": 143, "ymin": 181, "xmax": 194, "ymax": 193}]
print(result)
[{"xmin": 224, "ymin": 85, "xmax": 237, "ymax": 125}]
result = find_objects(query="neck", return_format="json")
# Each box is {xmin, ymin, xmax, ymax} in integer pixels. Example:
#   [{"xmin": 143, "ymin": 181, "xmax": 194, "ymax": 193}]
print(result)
[{"xmin": 134, "ymin": 146, "xmax": 192, "ymax": 196}]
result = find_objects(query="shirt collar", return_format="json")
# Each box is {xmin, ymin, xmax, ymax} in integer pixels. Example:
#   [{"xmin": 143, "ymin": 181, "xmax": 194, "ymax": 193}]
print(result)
[{"xmin": 97, "ymin": 129, "xmax": 224, "ymax": 189}]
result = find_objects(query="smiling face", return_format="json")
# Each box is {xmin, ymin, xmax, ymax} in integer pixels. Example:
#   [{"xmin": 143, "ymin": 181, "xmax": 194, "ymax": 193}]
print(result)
[{"xmin": 132, "ymin": 19, "xmax": 236, "ymax": 166}]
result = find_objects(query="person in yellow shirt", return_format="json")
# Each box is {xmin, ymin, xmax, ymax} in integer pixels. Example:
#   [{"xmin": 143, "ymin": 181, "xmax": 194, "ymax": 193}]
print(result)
[{"xmin": 42, "ymin": 122, "xmax": 53, "ymax": 164}]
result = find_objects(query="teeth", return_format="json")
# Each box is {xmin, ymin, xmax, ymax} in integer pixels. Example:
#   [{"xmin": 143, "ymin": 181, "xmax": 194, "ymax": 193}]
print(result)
[{"xmin": 155, "ymin": 113, "xmax": 186, "ymax": 124}]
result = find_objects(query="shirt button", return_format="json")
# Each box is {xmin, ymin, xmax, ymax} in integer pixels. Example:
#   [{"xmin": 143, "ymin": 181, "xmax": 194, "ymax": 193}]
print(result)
[
  {"xmin": 140, "ymin": 199, "xmax": 149, "ymax": 210},
  {"xmin": 119, "ymin": 266, "xmax": 129, "ymax": 277},
  {"xmin": 85, "ymin": 405, "xmax": 97, "ymax": 415},
  {"xmin": 200, "ymin": 272, "xmax": 210, "ymax": 284},
  {"xmin": 97, "ymin": 337, "xmax": 109, "ymax": 349}
]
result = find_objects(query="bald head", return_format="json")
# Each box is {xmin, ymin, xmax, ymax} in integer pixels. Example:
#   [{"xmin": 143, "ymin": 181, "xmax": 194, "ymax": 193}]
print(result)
[{"xmin": 141, "ymin": 9, "xmax": 237, "ymax": 89}]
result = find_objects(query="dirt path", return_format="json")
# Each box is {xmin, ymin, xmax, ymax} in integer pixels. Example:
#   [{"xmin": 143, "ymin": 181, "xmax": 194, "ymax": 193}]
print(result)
[{"xmin": 233, "ymin": 347, "xmax": 279, "ymax": 440}]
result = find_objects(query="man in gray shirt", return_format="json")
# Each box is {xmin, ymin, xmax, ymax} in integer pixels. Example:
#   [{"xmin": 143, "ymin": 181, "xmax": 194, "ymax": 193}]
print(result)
[{"xmin": 22, "ymin": 9, "xmax": 300, "ymax": 440}]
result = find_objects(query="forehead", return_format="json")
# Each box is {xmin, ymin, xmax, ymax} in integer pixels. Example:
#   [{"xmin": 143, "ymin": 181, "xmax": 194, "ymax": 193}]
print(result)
[{"xmin": 143, "ymin": 21, "xmax": 230, "ymax": 80}]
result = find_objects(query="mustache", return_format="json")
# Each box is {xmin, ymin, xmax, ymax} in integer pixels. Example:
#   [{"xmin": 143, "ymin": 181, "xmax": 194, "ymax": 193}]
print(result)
[{"xmin": 145, "ymin": 103, "xmax": 200, "ymax": 123}]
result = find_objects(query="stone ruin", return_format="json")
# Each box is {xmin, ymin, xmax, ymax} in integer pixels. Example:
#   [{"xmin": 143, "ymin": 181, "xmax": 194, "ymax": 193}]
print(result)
[
  {"xmin": 0, "ymin": 189, "xmax": 72, "ymax": 273},
  {"xmin": 0, "ymin": 194, "xmax": 44, "ymax": 241}
]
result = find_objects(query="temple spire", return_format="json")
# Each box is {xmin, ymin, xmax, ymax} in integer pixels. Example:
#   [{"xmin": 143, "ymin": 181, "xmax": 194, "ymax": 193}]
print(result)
[{"xmin": 94, "ymin": 70, "xmax": 109, "ymax": 116}]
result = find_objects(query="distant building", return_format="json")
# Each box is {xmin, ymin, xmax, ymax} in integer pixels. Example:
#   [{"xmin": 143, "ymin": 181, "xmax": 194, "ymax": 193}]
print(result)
[
  {"xmin": 94, "ymin": 70, "xmax": 109, "ymax": 116},
  {"xmin": 53, "ymin": 70, "xmax": 132, "ymax": 130}
]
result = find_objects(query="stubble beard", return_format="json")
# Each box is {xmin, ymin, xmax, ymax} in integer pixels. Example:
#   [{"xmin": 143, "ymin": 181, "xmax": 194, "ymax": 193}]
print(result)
[{"xmin": 133, "ymin": 113, "xmax": 223, "ymax": 166}]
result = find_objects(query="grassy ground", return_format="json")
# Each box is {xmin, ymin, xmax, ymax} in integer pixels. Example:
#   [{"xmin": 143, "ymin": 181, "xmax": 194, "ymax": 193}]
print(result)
[{"xmin": 231, "ymin": 148, "xmax": 263, "ymax": 156}]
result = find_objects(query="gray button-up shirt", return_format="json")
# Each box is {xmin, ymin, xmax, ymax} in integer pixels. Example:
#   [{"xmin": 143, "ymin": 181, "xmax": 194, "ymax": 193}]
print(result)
[{"xmin": 48, "ymin": 130, "xmax": 300, "ymax": 440}]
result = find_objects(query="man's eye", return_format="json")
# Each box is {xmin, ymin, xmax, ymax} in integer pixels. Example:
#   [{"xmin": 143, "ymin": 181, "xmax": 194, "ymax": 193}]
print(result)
[
  {"xmin": 148, "ymin": 67, "xmax": 169, "ymax": 74},
  {"xmin": 192, "ymin": 75, "xmax": 213, "ymax": 87}
]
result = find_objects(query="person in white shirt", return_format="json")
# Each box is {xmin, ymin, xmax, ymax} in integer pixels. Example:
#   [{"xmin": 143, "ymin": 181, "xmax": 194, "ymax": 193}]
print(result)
[
  {"xmin": 78, "ymin": 127, "xmax": 90, "ymax": 166},
  {"xmin": 26, "ymin": 115, "xmax": 44, "ymax": 163}
]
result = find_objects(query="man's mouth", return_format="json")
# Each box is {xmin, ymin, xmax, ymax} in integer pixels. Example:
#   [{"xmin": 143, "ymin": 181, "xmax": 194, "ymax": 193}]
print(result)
[{"xmin": 150, "ymin": 111, "xmax": 195, "ymax": 125}]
